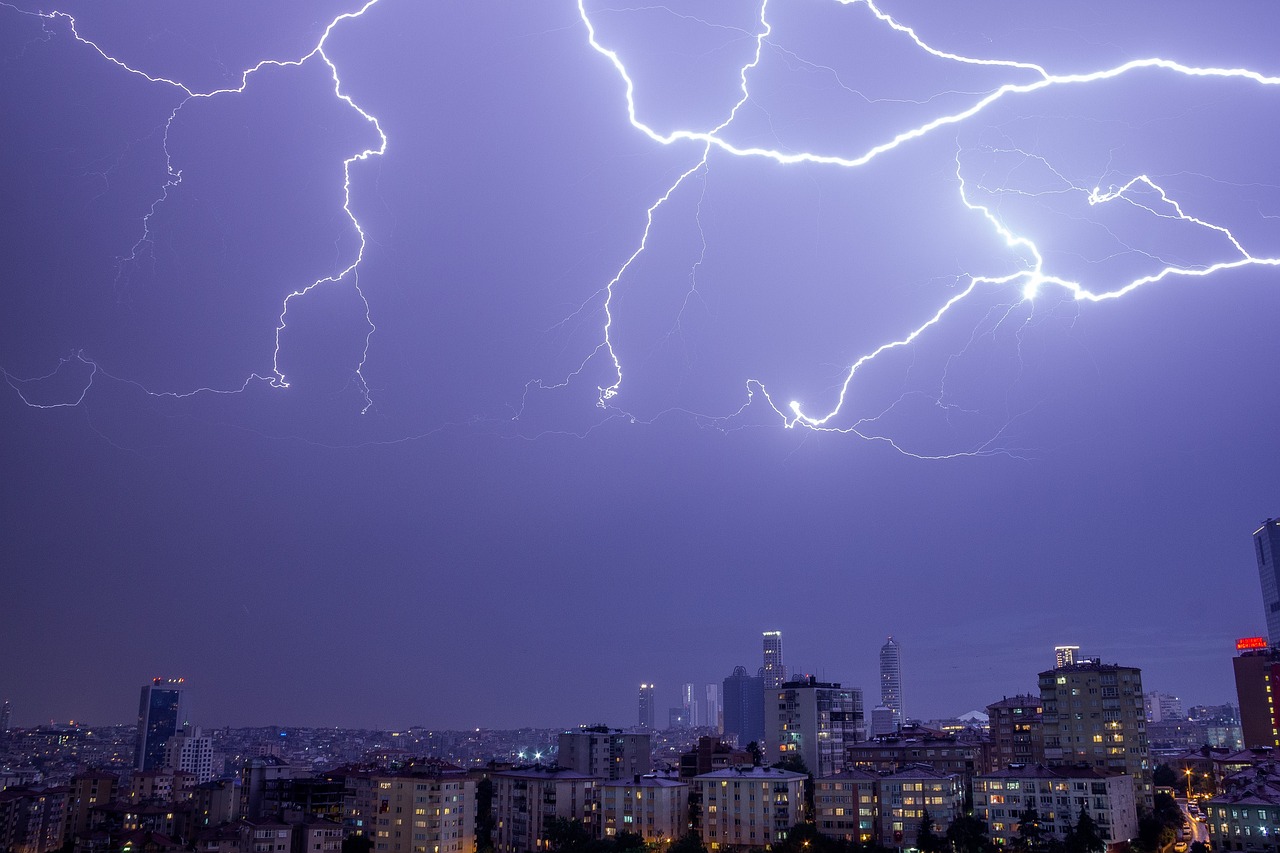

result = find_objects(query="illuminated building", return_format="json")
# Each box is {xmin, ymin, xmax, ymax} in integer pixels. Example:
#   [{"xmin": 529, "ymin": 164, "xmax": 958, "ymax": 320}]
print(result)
[
  {"xmin": 1055, "ymin": 646, "xmax": 1080, "ymax": 669},
  {"xmin": 1256, "ymin": 519, "xmax": 1280, "ymax": 645},
  {"xmin": 1038, "ymin": 660, "xmax": 1152, "ymax": 809},
  {"xmin": 722, "ymin": 667, "xmax": 765, "ymax": 748},
  {"xmin": 876, "ymin": 765, "xmax": 962, "ymax": 849},
  {"xmin": 0, "ymin": 699, "xmax": 9, "ymax": 732},
  {"xmin": 986, "ymin": 694, "xmax": 1044, "ymax": 771},
  {"xmin": 492, "ymin": 766, "xmax": 599, "ymax": 853},
  {"xmin": 766, "ymin": 676, "xmax": 864, "ymax": 777},
  {"xmin": 1233, "ymin": 639, "xmax": 1280, "ymax": 748},
  {"xmin": 68, "ymin": 771, "xmax": 119, "ymax": 838},
  {"xmin": 814, "ymin": 768, "xmax": 879, "ymax": 844},
  {"xmin": 638, "ymin": 684, "xmax": 655, "ymax": 730},
  {"xmin": 1206, "ymin": 761, "xmax": 1280, "ymax": 853},
  {"xmin": 600, "ymin": 775, "xmax": 688, "ymax": 844},
  {"xmin": 369, "ymin": 767, "xmax": 474, "ymax": 853},
  {"xmin": 165, "ymin": 726, "xmax": 216, "ymax": 783},
  {"xmin": 693, "ymin": 766, "xmax": 805, "ymax": 850},
  {"xmin": 974, "ymin": 764, "xmax": 1138, "ymax": 852},
  {"xmin": 705, "ymin": 684, "xmax": 721, "ymax": 731},
  {"xmin": 135, "ymin": 677, "xmax": 189, "ymax": 772},
  {"xmin": 879, "ymin": 637, "xmax": 904, "ymax": 732},
  {"xmin": 1144, "ymin": 692, "xmax": 1185, "ymax": 723},
  {"xmin": 762, "ymin": 632, "xmax": 785, "ymax": 691},
  {"xmin": 557, "ymin": 728, "xmax": 652, "ymax": 780}
]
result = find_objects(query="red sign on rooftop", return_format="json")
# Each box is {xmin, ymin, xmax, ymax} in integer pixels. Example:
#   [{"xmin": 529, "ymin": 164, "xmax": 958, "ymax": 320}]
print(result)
[{"xmin": 1237, "ymin": 636, "xmax": 1268, "ymax": 650}]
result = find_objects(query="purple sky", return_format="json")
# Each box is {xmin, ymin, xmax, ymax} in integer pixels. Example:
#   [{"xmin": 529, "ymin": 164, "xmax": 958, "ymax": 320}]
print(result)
[{"xmin": 3, "ymin": 1, "xmax": 1280, "ymax": 730}]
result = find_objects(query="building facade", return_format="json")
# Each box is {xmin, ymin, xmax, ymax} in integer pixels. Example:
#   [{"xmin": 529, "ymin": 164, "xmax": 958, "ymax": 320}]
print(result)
[
  {"xmin": 876, "ymin": 766, "xmax": 962, "ymax": 850},
  {"xmin": 1235, "ymin": 645, "xmax": 1280, "ymax": 749},
  {"xmin": 557, "ymin": 730, "xmax": 652, "ymax": 781},
  {"xmin": 166, "ymin": 727, "xmax": 216, "ymax": 784},
  {"xmin": 600, "ymin": 776, "xmax": 688, "ymax": 845},
  {"xmin": 136, "ymin": 679, "xmax": 189, "ymax": 772},
  {"xmin": 880, "ymin": 638, "xmax": 904, "ymax": 733},
  {"xmin": 722, "ymin": 667, "xmax": 765, "ymax": 748},
  {"xmin": 369, "ymin": 768, "xmax": 474, "ymax": 853},
  {"xmin": 762, "ymin": 633, "xmax": 785, "ymax": 691},
  {"xmin": 814, "ymin": 769, "xmax": 879, "ymax": 844},
  {"xmin": 986, "ymin": 695, "xmax": 1044, "ymax": 772},
  {"xmin": 1256, "ymin": 519, "xmax": 1280, "ymax": 645},
  {"xmin": 693, "ymin": 766, "xmax": 804, "ymax": 850},
  {"xmin": 973, "ymin": 764, "xmax": 1138, "ymax": 852},
  {"xmin": 766, "ymin": 677, "xmax": 864, "ymax": 777},
  {"xmin": 1038, "ymin": 660, "xmax": 1152, "ymax": 809},
  {"xmin": 639, "ymin": 686, "xmax": 656, "ymax": 731},
  {"xmin": 492, "ymin": 767, "xmax": 599, "ymax": 853},
  {"xmin": 1207, "ymin": 761, "xmax": 1280, "ymax": 853}
]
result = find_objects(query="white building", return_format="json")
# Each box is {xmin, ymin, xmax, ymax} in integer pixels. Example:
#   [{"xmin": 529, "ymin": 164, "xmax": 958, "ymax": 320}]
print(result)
[
  {"xmin": 166, "ymin": 726, "xmax": 216, "ymax": 783},
  {"xmin": 601, "ymin": 775, "xmax": 688, "ymax": 845},
  {"xmin": 694, "ymin": 766, "xmax": 805, "ymax": 850},
  {"xmin": 973, "ymin": 764, "xmax": 1138, "ymax": 852}
]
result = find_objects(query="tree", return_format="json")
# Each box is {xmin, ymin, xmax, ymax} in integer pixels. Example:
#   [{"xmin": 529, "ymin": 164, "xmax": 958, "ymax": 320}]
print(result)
[
  {"xmin": 341, "ymin": 836, "xmax": 373, "ymax": 853},
  {"xmin": 1152, "ymin": 765, "xmax": 1178, "ymax": 789},
  {"xmin": 746, "ymin": 742, "xmax": 763, "ymax": 767},
  {"xmin": 917, "ymin": 809, "xmax": 945, "ymax": 853},
  {"xmin": 1063, "ymin": 812, "xmax": 1104, "ymax": 853},
  {"xmin": 1010, "ymin": 808, "xmax": 1046, "ymax": 853},
  {"xmin": 614, "ymin": 831, "xmax": 646, "ymax": 853},
  {"xmin": 544, "ymin": 817, "xmax": 595, "ymax": 853},
  {"xmin": 946, "ymin": 813, "xmax": 993, "ymax": 853},
  {"xmin": 668, "ymin": 832, "xmax": 708, "ymax": 853}
]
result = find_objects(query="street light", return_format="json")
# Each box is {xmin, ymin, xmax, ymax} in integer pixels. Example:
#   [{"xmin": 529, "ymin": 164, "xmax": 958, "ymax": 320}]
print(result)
[{"xmin": 1185, "ymin": 768, "xmax": 1193, "ymax": 800}]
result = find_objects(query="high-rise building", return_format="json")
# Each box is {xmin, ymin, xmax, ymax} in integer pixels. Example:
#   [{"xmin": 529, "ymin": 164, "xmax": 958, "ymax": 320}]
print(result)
[
  {"xmin": 370, "ymin": 766, "xmax": 475, "ymax": 853},
  {"xmin": 762, "ymin": 631, "xmax": 785, "ymax": 690},
  {"xmin": 601, "ymin": 776, "xmax": 688, "ymax": 845},
  {"xmin": 492, "ymin": 767, "xmax": 600, "ymax": 853},
  {"xmin": 693, "ymin": 766, "xmax": 805, "ymax": 849},
  {"xmin": 0, "ymin": 699, "xmax": 9, "ymax": 732},
  {"xmin": 1232, "ymin": 637, "xmax": 1280, "ymax": 748},
  {"xmin": 705, "ymin": 683, "xmax": 721, "ymax": 731},
  {"xmin": 765, "ymin": 676, "xmax": 864, "ymax": 777},
  {"xmin": 1038, "ymin": 659, "xmax": 1151, "ymax": 809},
  {"xmin": 1054, "ymin": 645, "xmax": 1080, "ymax": 669},
  {"xmin": 638, "ymin": 683, "xmax": 655, "ymax": 729},
  {"xmin": 722, "ymin": 666, "xmax": 765, "ymax": 747},
  {"xmin": 1256, "ymin": 519, "xmax": 1280, "ymax": 644},
  {"xmin": 1143, "ymin": 692, "xmax": 1184, "ymax": 723},
  {"xmin": 681, "ymin": 683, "xmax": 698, "ymax": 728},
  {"xmin": 165, "ymin": 725, "xmax": 216, "ymax": 783},
  {"xmin": 135, "ymin": 677, "xmax": 189, "ymax": 771},
  {"xmin": 557, "ymin": 728, "xmax": 652, "ymax": 780},
  {"xmin": 879, "ymin": 637, "xmax": 903, "ymax": 730}
]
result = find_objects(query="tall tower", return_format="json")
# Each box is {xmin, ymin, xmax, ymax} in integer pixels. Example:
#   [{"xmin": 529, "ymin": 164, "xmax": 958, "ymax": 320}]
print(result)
[
  {"xmin": 762, "ymin": 631, "xmax": 785, "ymax": 690},
  {"xmin": 638, "ymin": 683, "xmax": 655, "ymax": 729},
  {"xmin": 879, "ymin": 636, "xmax": 903, "ymax": 729},
  {"xmin": 135, "ymin": 677, "xmax": 189, "ymax": 771},
  {"xmin": 1256, "ymin": 519, "xmax": 1280, "ymax": 644},
  {"xmin": 704, "ymin": 683, "xmax": 721, "ymax": 731},
  {"xmin": 1054, "ymin": 645, "xmax": 1079, "ymax": 668},
  {"xmin": 0, "ymin": 699, "xmax": 10, "ymax": 732},
  {"xmin": 722, "ymin": 666, "xmax": 765, "ymax": 746}
]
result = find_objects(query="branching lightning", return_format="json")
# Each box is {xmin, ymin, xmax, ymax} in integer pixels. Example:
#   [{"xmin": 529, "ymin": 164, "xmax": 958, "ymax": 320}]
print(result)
[
  {"xmin": 5, "ymin": 0, "xmax": 1280, "ymax": 456},
  {"xmin": 0, "ymin": 0, "xmax": 386, "ymax": 411},
  {"xmin": 541, "ymin": 0, "xmax": 1280, "ymax": 456}
]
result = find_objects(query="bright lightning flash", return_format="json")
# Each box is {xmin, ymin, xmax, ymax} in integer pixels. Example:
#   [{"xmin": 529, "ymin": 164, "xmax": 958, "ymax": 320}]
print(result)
[{"xmin": 539, "ymin": 0, "xmax": 1280, "ymax": 457}]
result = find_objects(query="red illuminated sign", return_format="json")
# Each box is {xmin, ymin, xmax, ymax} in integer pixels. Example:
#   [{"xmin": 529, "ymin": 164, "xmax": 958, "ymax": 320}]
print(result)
[{"xmin": 1237, "ymin": 636, "xmax": 1268, "ymax": 650}]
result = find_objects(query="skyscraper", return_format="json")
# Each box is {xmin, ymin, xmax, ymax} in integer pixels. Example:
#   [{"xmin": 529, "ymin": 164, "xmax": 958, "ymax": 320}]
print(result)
[
  {"xmin": 638, "ymin": 683, "xmax": 655, "ymax": 729},
  {"xmin": 0, "ymin": 699, "xmax": 9, "ymax": 732},
  {"xmin": 1054, "ymin": 645, "xmax": 1080, "ymax": 668},
  {"xmin": 1256, "ymin": 518, "xmax": 1280, "ymax": 644},
  {"xmin": 765, "ymin": 676, "xmax": 864, "ymax": 777},
  {"xmin": 722, "ymin": 666, "xmax": 765, "ymax": 746},
  {"xmin": 762, "ymin": 631, "xmax": 785, "ymax": 690},
  {"xmin": 879, "ymin": 636, "xmax": 903, "ymax": 730},
  {"xmin": 681, "ymin": 682, "xmax": 698, "ymax": 727},
  {"xmin": 704, "ymin": 683, "xmax": 721, "ymax": 731},
  {"xmin": 135, "ymin": 677, "xmax": 189, "ymax": 771}
]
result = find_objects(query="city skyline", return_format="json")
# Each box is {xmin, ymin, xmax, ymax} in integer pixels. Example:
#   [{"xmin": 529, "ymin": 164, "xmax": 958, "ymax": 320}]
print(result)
[{"xmin": 3, "ymin": 2, "xmax": 1279, "ymax": 731}]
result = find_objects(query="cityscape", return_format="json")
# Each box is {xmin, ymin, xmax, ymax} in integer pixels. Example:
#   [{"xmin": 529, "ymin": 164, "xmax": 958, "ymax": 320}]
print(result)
[
  {"xmin": 6, "ymin": 4, "xmax": 1280, "ymax": 853},
  {"xmin": 5, "ymin": 516, "xmax": 1280, "ymax": 853}
]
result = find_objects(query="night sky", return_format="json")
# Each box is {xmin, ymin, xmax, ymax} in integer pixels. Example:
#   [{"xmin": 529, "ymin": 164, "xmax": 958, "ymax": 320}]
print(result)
[{"xmin": 3, "ymin": 1, "xmax": 1279, "ymax": 730}]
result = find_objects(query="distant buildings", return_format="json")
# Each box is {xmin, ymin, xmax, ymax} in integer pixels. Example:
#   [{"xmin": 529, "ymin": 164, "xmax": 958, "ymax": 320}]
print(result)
[
  {"xmin": 1255, "ymin": 519, "xmax": 1280, "ymax": 644},
  {"xmin": 1144, "ymin": 692, "xmax": 1184, "ymax": 723},
  {"xmin": 765, "ymin": 676, "xmax": 864, "ymax": 777},
  {"xmin": 762, "ymin": 632, "xmax": 785, "ymax": 691},
  {"xmin": 1038, "ymin": 659, "xmax": 1152, "ymax": 809},
  {"xmin": 1, "ymin": 699, "xmax": 10, "ymax": 733},
  {"xmin": 879, "ymin": 638, "xmax": 903, "ymax": 734},
  {"xmin": 1055, "ymin": 646, "xmax": 1080, "ymax": 669},
  {"xmin": 638, "ymin": 685, "xmax": 655, "ymax": 730},
  {"xmin": 166, "ymin": 726, "xmax": 216, "ymax": 783},
  {"xmin": 135, "ymin": 678, "xmax": 189, "ymax": 772},
  {"xmin": 722, "ymin": 667, "xmax": 765, "ymax": 747}
]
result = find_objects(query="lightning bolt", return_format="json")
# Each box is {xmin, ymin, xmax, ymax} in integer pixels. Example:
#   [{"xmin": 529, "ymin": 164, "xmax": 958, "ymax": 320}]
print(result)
[
  {"xmin": 0, "ymin": 0, "xmax": 386, "ymax": 411},
  {"xmin": 525, "ymin": 0, "xmax": 1280, "ymax": 456}
]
